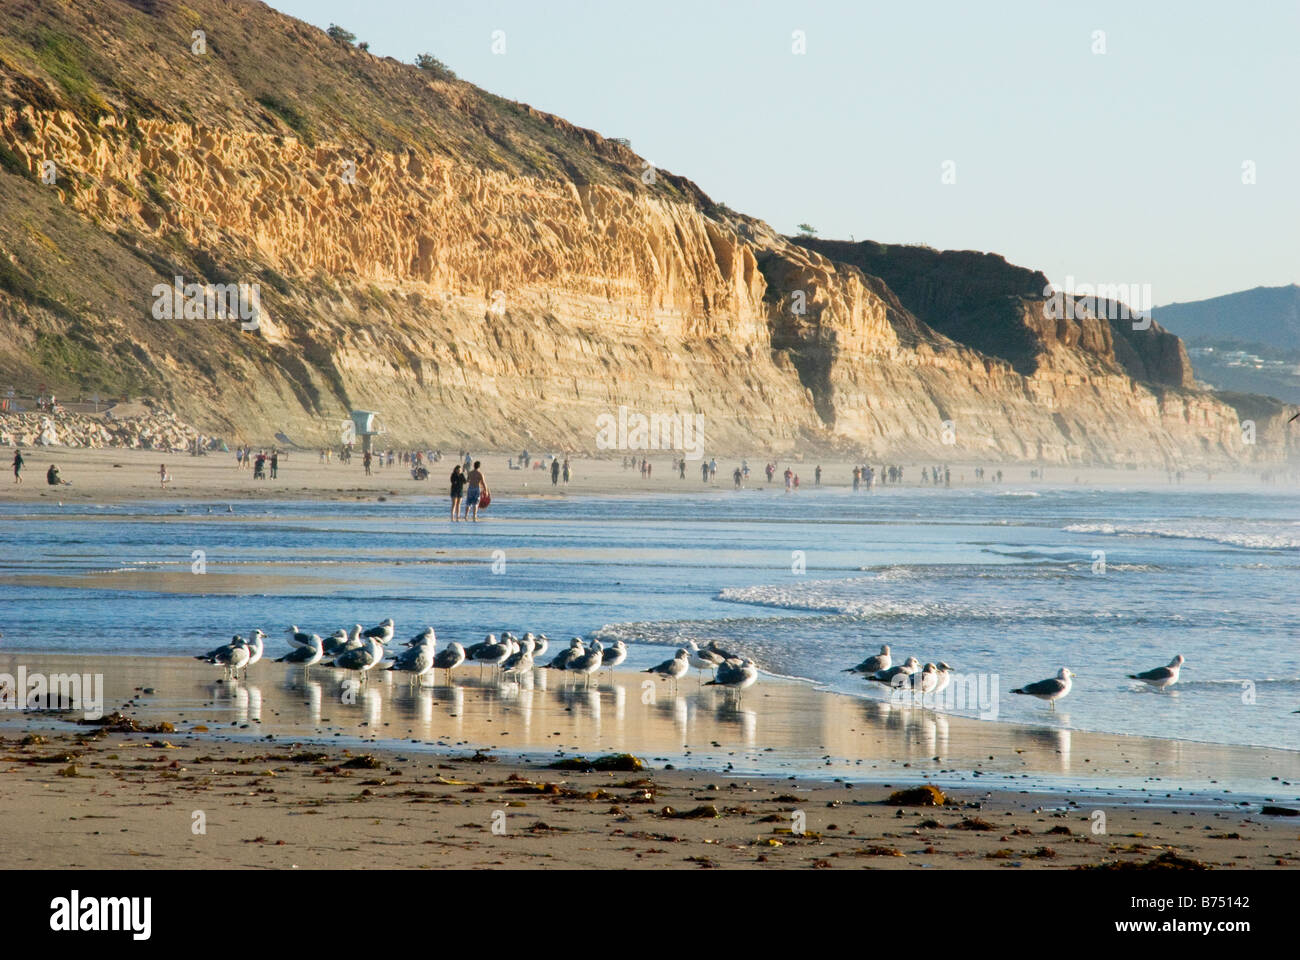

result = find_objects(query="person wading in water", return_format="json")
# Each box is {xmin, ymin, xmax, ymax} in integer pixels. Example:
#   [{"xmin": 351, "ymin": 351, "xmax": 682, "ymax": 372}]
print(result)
[
  {"xmin": 464, "ymin": 461, "xmax": 490, "ymax": 522},
  {"xmin": 449, "ymin": 464, "xmax": 466, "ymax": 522}
]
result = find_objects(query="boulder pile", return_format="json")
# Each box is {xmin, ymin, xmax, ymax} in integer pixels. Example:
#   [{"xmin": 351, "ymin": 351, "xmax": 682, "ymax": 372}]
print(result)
[{"xmin": 0, "ymin": 407, "xmax": 211, "ymax": 452}]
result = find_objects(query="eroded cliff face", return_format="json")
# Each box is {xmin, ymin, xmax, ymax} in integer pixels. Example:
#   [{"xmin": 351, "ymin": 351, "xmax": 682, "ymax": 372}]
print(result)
[{"xmin": 0, "ymin": 0, "xmax": 1291, "ymax": 466}]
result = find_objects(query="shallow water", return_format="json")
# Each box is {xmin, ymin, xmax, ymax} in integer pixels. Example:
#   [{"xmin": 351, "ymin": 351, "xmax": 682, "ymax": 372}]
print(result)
[{"xmin": 1, "ymin": 482, "xmax": 1298, "ymax": 754}]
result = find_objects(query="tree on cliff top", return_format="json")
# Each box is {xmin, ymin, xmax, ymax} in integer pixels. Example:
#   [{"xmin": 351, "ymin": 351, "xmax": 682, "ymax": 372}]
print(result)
[
  {"xmin": 415, "ymin": 53, "xmax": 457, "ymax": 79},
  {"xmin": 327, "ymin": 24, "xmax": 357, "ymax": 44},
  {"xmin": 797, "ymin": 223, "xmax": 817, "ymax": 237}
]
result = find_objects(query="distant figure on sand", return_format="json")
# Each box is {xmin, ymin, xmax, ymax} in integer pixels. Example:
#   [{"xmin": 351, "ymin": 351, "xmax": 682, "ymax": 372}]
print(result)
[
  {"xmin": 464, "ymin": 460, "xmax": 489, "ymax": 521},
  {"xmin": 159, "ymin": 463, "xmax": 169, "ymax": 489},
  {"xmin": 551, "ymin": 459, "xmax": 560, "ymax": 485},
  {"xmin": 449, "ymin": 464, "xmax": 466, "ymax": 521},
  {"xmin": 12, "ymin": 448, "xmax": 23, "ymax": 484},
  {"xmin": 46, "ymin": 464, "xmax": 65, "ymax": 486}
]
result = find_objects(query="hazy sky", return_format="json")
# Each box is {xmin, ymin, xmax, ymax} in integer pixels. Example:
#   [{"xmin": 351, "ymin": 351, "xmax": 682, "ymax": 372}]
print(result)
[{"xmin": 269, "ymin": 0, "xmax": 1298, "ymax": 304}]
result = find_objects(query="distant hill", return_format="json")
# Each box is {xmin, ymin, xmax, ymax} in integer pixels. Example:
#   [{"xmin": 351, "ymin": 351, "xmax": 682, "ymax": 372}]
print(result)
[
  {"xmin": 1153, "ymin": 286, "xmax": 1300, "ymax": 403},
  {"xmin": 1154, "ymin": 285, "xmax": 1300, "ymax": 352}
]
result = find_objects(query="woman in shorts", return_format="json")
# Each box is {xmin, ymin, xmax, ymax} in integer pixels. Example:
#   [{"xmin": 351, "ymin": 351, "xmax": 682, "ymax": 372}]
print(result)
[{"xmin": 449, "ymin": 464, "xmax": 466, "ymax": 522}]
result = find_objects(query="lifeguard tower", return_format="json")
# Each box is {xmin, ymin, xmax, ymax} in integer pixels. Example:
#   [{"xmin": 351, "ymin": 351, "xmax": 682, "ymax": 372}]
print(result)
[{"xmin": 348, "ymin": 409, "xmax": 384, "ymax": 455}]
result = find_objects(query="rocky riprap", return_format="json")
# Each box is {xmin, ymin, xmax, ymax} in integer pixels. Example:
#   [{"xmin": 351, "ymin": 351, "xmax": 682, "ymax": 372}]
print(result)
[{"xmin": 0, "ymin": 408, "xmax": 204, "ymax": 452}]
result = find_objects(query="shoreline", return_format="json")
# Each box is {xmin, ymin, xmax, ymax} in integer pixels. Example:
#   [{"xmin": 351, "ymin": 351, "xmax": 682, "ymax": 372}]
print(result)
[{"xmin": 1, "ymin": 652, "xmax": 1296, "ymax": 804}]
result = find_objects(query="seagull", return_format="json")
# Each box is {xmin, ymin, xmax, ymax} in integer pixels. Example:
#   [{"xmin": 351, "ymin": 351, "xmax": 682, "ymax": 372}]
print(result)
[
  {"xmin": 361, "ymin": 618, "xmax": 395, "ymax": 645},
  {"xmin": 932, "ymin": 661, "xmax": 954, "ymax": 695},
  {"xmin": 707, "ymin": 640, "xmax": 742, "ymax": 662},
  {"xmin": 845, "ymin": 644, "xmax": 891, "ymax": 675},
  {"xmin": 706, "ymin": 657, "xmax": 758, "ymax": 698},
  {"xmin": 242, "ymin": 629, "xmax": 267, "ymax": 674},
  {"xmin": 567, "ymin": 639, "xmax": 604, "ymax": 687},
  {"xmin": 466, "ymin": 633, "xmax": 511, "ymax": 678},
  {"xmin": 387, "ymin": 640, "xmax": 435, "ymax": 685},
  {"xmin": 275, "ymin": 634, "xmax": 324, "ymax": 675},
  {"xmin": 195, "ymin": 635, "xmax": 250, "ymax": 680},
  {"xmin": 1011, "ymin": 668, "xmax": 1074, "ymax": 710},
  {"xmin": 545, "ymin": 638, "xmax": 585, "ymax": 675},
  {"xmin": 501, "ymin": 637, "xmax": 536, "ymax": 682},
  {"xmin": 600, "ymin": 638, "xmax": 627, "ymax": 679},
  {"xmin": 529, "ymin": 633, "xmax": 549, "ymax": 658},
  {"xmin": 867, "ymin": 656, "xmax": 920, "ymax": 686},
  {"xmin": 901, "ymin": 662, "xmax": 939, "ymax": 698},
  {"xmin": 686, "ymin": 640, "xmax": 724, "ymax": 681},
  {"xmin": 342, "ymin": 624, "xmax": 367, "ymax": 652},
  {"xmin": 287, "ymin": 625, "xmax": 318, "ymax": 648},
  {"xmin": 327, "ymin": 635, "xmax": 386, "ymax": 682},
  {"xmin": 403, "ymin": 627, "xmax": 436, "ymax": 648},
  {"xmin": 432, "ymin": 641, "xmax": 466, "ymax": 685},
  {"xmin": 645, "ymin": 648, "xmax": 690, "ymax": 695},
  {"xmin": 321, "ymin": 628, "xmax": 352, "ymax": 656},
  {"xmin": 1128, "ymin": 654, "xmax": 1184, "ymax": 690}
]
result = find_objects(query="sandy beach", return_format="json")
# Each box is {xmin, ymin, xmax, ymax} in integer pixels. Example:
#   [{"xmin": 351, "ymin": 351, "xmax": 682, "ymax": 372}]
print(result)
[
  {"xmin": 0, "ymin": 445, "xmax": 1277, "ymax": 506},
  {"xmin": 1, "ymin": 654, "xmax": 1297, "ymax": 869}
]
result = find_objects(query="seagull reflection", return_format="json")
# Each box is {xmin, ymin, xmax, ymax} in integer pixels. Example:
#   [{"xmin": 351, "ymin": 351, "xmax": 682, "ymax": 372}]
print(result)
[{"xmin": 713, "ymin": 698, "xmax": 757, "ymax": 745}]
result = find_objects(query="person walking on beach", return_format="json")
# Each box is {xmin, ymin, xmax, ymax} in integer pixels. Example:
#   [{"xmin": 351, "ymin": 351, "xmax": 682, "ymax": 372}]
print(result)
[
  {"xmin": 563, "ymin": 458, "xmax": 571, "ymax": 484},
  {"xmin": 270, "ymin": 451, "xmax": 279, "ymax": 479},
  {"xmin": 783, "ymin": 467, "xmax": 793, "ymax": 492},
  {"xmin": 679, "ymin": 459, "xmax": 686, "ymax": 479},
  {"xmin": 701, "ymin": 460, "xmax": 709, "ymax": 483},
  {"xmin": 733, "ymin": 466, "xmax": 742, "ymax": 489},
  {"xmin": 464, "ymin": 461, "xmax": 489, "ymax": 522},
  {"xmin": 551, "ymin": 458, "xmax": 560, "ymax": 486},
  {"xmin": 236, "ymin": 447, "xmax": 245, "ymax": 470},
  {"xmin": 363, "ymin": 451, "xmax": 372, "ymax": 476},
  {"xmin": 12, "ymin": 448, "xmax": 23, "ymax": 484},
  {"xmin": 159, "ymin": 463, "xmax": 169, "ymax": 489},
  {"xmin": 815, "ymin": 464, "xmax": 822, "ymax": 486},
  {"xmin": 852, "ymin": 466, "xmax": 860, "ymax": 491},
  {"xmin": 449, "ymin": 464, "xmax": 466, "ymax": 522}
]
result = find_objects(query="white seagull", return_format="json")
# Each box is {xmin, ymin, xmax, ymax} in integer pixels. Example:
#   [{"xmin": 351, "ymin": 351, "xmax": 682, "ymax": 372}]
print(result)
[
  {"xmin": 706, "ymin": 657, "xmax": 758, "ymax": 698},
  {"xmin": 868, "ymin": 656, "xmax": 920, "ymax": 686},
  {"xmin": 645, "ymin": 648, "xmax": 690, "ymax": 695},
  {"xmin": 432, "ymin": 641, "xmax": 466, "ymax": 685},
  {"xmin": 845, "ymin": 644, "xmax": 891, "ymax": 675},
  {"xmin": 600, "ymin": 639, "xmax": 628, "ymax": 679},
  {"xmin": 567, "ymin": 639, "xmax": 604, "ymax": 687},
  {"xmin": 195, "ymin": 635, "xmax": 250, "ymax": 680},
  {"xmin": 328, "ymin": 635, "xmax": 387, "ymax": 682},
  {"xmin": 686, "ymin": 640, "xmax": 724, "ymax": 681},
  {"xmin": 1011, "ymin": 668, "xmax": 1074, "ymax": 710},
  {"xmin": 276, "ymin": 633, "xmax": 324, "ymax": 675},
  {"xmin": 1128, "ymin": 654, "xmax": 1184, "ymax": 690}
]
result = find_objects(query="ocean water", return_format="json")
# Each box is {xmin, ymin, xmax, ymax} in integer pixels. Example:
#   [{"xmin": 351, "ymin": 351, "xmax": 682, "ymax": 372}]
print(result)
[{"xmin": 1, "ymin": 482, "xmax": 1297, "ymax": 752}]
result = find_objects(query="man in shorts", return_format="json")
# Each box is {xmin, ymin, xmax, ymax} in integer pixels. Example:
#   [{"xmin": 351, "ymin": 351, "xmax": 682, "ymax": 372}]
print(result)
[{"xmin": 464, "ymin": 461, "xmax": 489, "ymax": 522}]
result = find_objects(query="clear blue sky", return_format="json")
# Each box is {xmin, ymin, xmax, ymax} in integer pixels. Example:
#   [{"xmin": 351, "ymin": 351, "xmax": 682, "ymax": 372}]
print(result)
[{"xmin": 269, "ymin": 0, "xmax": 1298, "ymax": 304}]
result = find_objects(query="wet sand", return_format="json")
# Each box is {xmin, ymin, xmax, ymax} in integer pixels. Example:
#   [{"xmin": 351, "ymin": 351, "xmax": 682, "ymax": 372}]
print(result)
[{"xmin": 1, "ymin": 654, "xmax": 1297, "ymax": 869}]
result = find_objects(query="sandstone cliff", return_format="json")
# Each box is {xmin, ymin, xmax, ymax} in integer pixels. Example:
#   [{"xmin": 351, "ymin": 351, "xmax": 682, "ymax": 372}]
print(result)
[{"xmin": 0, "ymin": 0, "xmax": 1292, "ymax": 466}]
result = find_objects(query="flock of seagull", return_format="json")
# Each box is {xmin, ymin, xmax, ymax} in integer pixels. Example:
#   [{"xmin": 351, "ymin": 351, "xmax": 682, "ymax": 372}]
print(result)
[
  {"xmin": 193, "ymin": 622, "xmax": 759, "ymax": 696},
  {"xmin": 195, "ymin": 629, "xmax": 1188, "ymax": 711},
  {"xmin": 844, "ymin": 644, "xmax": 1187, "ymax": 710}
]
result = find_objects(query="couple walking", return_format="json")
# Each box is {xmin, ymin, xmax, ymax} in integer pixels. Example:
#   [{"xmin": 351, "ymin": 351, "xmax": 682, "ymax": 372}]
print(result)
[{"xmin": 450, "ymin": 460, "xmax": 490, "ymax": 521}]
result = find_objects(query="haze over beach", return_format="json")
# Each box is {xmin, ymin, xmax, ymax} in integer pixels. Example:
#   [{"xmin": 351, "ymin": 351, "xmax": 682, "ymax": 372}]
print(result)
[{"xmin": 0, "ymin": 0, "xmax": 1297, "ymax": 923}]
